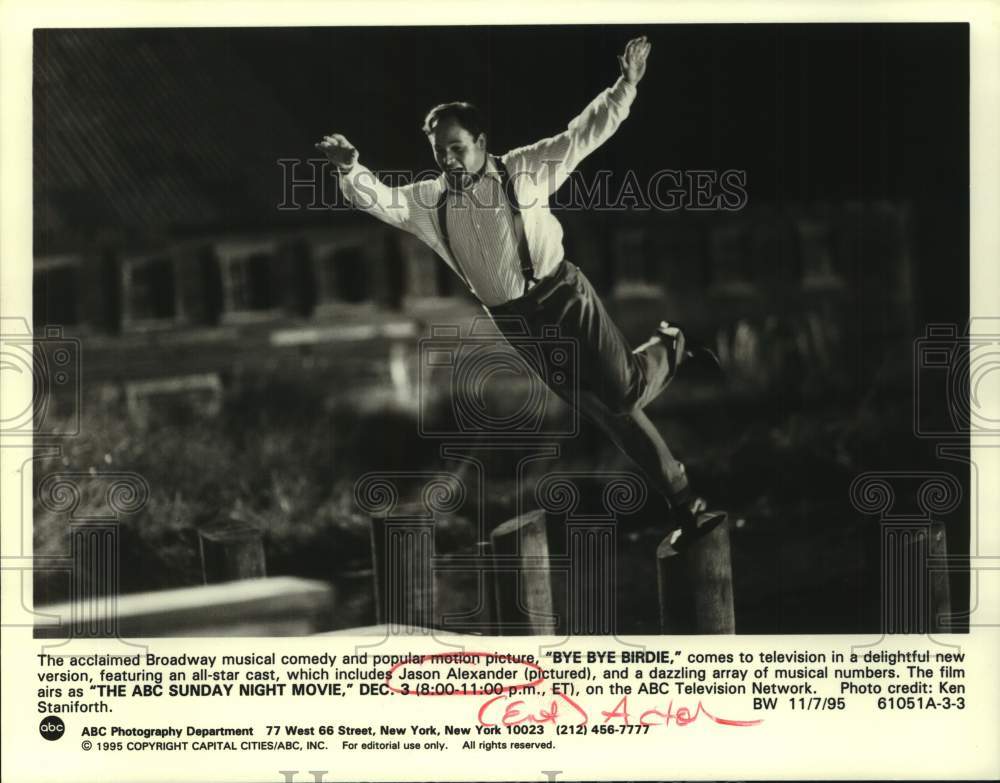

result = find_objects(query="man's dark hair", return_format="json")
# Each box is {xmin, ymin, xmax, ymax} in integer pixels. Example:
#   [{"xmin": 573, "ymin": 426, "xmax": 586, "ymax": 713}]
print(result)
[{"xmin": 422, "ymin": 102, "xmax": 486, "ymax": 138}]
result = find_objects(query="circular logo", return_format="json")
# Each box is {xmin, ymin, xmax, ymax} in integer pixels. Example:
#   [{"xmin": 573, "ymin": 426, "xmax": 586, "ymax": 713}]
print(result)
[{"xmin": 39, "ymin": 715, "xmax": 65, "ymax": 741}]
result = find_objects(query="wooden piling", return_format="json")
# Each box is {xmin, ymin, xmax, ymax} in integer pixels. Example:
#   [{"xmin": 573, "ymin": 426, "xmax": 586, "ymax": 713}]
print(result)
[
  {"xmin": 69, "ymin": 522, "xmax": 120, "ymax": 638},
  {"xmin": 198, "ymin": 526, "xmax": 266, "ymax": 584},
  {"xmin": 881, "ymin": 521, "xmax": 951, "ymax": 634},
  {"xmin": 490, "ymin": 510, "xmax": 557, "ymax": 635},
  {"xmin": 476, "ymin": 539, "xmax": 500, "ymax": 636},
  {"xmin": 656, "ymin": 512, "xmax": 735, "ymax": 634},
  {"xmin": 928, "ymin": 522, "xmax": 952, "ymax": 633},
  {"xmin": 566, "ymin": 522, "xmax": 616, "ymax": 635}
]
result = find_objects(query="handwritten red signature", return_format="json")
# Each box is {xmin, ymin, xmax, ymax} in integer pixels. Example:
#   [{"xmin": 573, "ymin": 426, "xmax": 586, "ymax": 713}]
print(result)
[
  {"xmin": 383, "ymin": 651, "xmax": 762, "ymax": 729},
  {"xmin": 478, "ymin": 693, "xmax": 762, "ymax": 728}
]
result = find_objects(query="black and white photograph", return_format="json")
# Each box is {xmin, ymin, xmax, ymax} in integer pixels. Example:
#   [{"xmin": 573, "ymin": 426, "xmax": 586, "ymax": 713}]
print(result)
[
  {"xmin": 25, "ymin": 22, "xmax": 974, "ymax": 640},
  {"xmin": 5, "ymin": 5, "xmax": 1000, "ymax": 782}
]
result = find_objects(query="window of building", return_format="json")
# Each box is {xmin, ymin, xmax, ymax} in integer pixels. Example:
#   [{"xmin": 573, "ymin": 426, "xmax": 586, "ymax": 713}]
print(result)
[
  {"xmin": 707, "ymin": 219, "xmax": 757, "ymax": 297},
  {"xmin": 228, "ymin": 252, "xmax": 277, "ymax": 311},
  {"xmin": 122, "ymin": 255, "xmax": 177, "ymax": 327},
  {"xmin": 33, "ymin": 257, "xmax": 81, "ymax": 328},
  {"xmin": 319, "ymin": 245, "xmax": 369, "ymax": 303},
  {"xmin": 611, "ymin": 228, "xmax": 662, "ymax": 298},
  {"xmin": 798, "ymin": 217, "xmax": 845, "ymax": 291},
  {"xmin": 215, "ymin": 240, "xmax": 281, "ymax": 322}
]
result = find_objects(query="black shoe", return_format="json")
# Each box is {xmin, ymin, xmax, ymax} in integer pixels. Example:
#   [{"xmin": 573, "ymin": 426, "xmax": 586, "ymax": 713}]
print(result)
[
  {"xmin": 633, "ymin": 321, "xmax": 689, "ymax": 381},
  {"xmin": 665, "ymin": 492, "xmax": 727, "ymax": 552},
  {"xmin": 654, "ymin": 321, "xmax": 686, "ymax": 380},
  {"xmin": 667, "ymin": 509, "xmax": 728, "ymax": 552},
  {"xmin": 657, "ymin": 320, "xmax": 724, "ymax": 377}
]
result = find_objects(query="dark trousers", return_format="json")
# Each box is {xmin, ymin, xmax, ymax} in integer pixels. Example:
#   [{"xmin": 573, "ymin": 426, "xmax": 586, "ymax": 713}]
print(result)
[{"xmin": 487, "ymin": 260, "xmax": 689, "ymax": 501}]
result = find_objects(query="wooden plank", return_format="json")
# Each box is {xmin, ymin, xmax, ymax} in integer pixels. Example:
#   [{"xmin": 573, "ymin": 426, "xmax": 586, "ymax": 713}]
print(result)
[
  {"xmin": 124, "ymin": 372, "xmax": 223, "ymax": 423},
  {"xmin": 35, "ymin": 577, "xmax": 335, "ymax": 638},
  {"xmin": 317, "ymin": 624, "xmax": 474, "ymax": 637}
]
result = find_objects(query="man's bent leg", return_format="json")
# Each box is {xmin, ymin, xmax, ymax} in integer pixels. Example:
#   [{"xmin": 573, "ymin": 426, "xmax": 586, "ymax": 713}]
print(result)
[
  {"xmin": 488, "ymin": 263, "xmax": 691, "ymax": 503},
  {"xmin": 578, "ymin": 390, "xmax": 722, "ymax": 550},
  {"xmin": 576, "ymin": 391, "xmax": 690, "ymax": 503},
  {"xmin": 566, "ymin": 264, "xmax": 679, "ymax": 414}
]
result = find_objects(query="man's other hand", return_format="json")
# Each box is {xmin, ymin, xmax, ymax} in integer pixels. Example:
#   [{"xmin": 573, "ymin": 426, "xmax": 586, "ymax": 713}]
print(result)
[
  {"xmin": 315, "ymin": 133, "xmax": 359, "ymax": 171},
  {"xmin": 619, "ymin": 35, "xmax": 651, "ymax": 86}
]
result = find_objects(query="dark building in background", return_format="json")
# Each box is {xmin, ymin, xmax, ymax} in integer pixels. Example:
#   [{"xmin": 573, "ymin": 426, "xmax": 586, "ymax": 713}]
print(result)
[
  {"xmin": 29, "ymin": 24, "xmax": 971, "ymax": 633},
  {"xmin": 32, "ymin": 25, "xmax": 963, "ymax": 367}
]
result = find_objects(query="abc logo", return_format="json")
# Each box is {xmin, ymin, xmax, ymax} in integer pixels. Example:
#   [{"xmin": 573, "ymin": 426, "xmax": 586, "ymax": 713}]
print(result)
[{"xmin": 39, "ymin": 715, "xmax": 65, "ymax": 741}]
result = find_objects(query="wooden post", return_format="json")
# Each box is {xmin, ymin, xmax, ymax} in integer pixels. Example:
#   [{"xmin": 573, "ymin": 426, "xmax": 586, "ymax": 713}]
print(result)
[
  {"xmin": 567, "ymin": 522, "xmax": 616, "ymax": 635},
  {"xmin": 656, "ymin": 513, "xmax": 735, "ymax": 634},
  {"xmin": 369, "ymin": 516, "xmax": 435, "ymax": 630},
  {"xmin": 475, "ymin": 540, "xmax": 500, "ymax": 636},
  {"xmin": 928, "ymin": 523, "xmax": 952, "ymax": 633},
  {"xmin": 68, "ymin": 522, "xmax": 120, "ymax": 638},
  {"xmin": 199, "ymin": 527, "xmax": 266, "ymax": 584},
  {"xmin": 333, "ymin": 567, "xmax": 377, "ymax": 630},
  {"xmin": 881, "ymin": 521, "xmax": 951, "ymax": 634},
  {"xmin": 490, "ymin": 510, "xmax": 556, "ymax": 635}
]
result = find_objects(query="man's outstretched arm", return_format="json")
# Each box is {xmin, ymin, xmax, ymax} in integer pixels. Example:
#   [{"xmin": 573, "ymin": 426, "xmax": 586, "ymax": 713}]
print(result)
[
  {"xmin": 507, "ymin": 35, "xmax": 652, "ymax": 194},
  {"xmin": 314, "ymin": 133, "xmax": 421, "ymax": 233}
]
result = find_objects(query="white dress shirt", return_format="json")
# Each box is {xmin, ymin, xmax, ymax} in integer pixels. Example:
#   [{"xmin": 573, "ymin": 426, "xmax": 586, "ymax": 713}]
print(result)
[{"xmin": 338, "ymin": 77, "xmax": 637, "ymax": 306}]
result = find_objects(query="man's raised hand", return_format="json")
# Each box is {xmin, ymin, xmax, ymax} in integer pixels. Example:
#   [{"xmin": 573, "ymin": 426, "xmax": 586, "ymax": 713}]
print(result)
[
  {"xmin": 619, "ymin": 35, "xmax": 651, "ymax": 86},
  {"xmin": 315, "ymin": 133, "xmax": 359, "ymax": 171}
]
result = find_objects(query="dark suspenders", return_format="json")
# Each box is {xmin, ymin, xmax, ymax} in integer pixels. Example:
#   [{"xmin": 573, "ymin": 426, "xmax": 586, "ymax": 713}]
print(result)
[{"xmin": 436, "ymin": 155, "xmax": 538, "ymax": 296}]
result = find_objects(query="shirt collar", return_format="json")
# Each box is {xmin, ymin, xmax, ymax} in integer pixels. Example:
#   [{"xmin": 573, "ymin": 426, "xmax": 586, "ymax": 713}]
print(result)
[
  {"xmin": 480, "ymin": 156, "xmax": 502, "ymax": 182},
  {"xmin": 442, "ymin": 156, "xmax": 501, "ymax": 193}
]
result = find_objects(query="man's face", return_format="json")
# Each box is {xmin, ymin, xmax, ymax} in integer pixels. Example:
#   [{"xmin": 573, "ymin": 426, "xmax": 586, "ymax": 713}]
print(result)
[{"xmin": 428, "ymin": 117, "xmax": 486, "ymax": 185}]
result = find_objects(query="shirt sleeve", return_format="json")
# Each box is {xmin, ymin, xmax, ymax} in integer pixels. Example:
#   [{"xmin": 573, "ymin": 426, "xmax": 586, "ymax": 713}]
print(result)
[
  {"xmin": 504, "ymin": 76, "xmax": 637, "ymax": 196},
  {"xmin": 337, "ymin": 163, "xmax": 423, "ymax": 234}
]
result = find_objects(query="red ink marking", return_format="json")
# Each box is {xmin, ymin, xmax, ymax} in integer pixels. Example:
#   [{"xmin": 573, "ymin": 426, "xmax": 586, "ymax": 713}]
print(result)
[
  {"xmin": 636, "ymin": 698, "xmax": 763, "ymax": 727},
  {"xmin": 478, "ymin": 693, "xmax": 759, "ymax": 728},
  {"xmin": 600, "ymin": 695, "xmax": 630, "ymax": 724},
  {"xmin": 478, "ymin": 692, "xmax": 589, "ymax": 727}
]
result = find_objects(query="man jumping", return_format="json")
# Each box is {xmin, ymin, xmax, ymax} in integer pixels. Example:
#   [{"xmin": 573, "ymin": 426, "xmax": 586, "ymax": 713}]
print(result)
[{"xmin": 316, "ymin": 35, "xmax": 723, "ymax": 548}]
